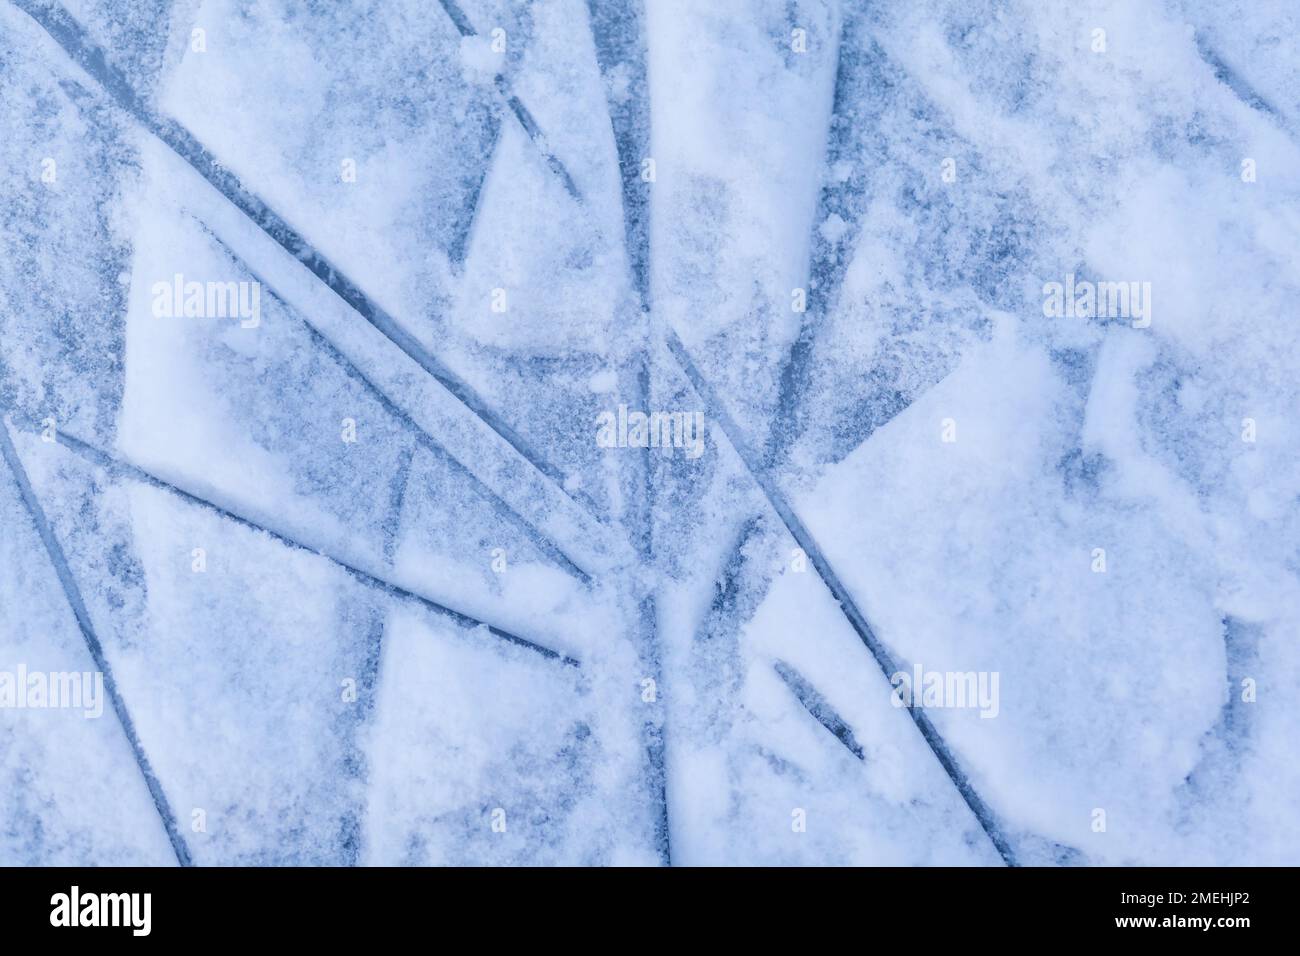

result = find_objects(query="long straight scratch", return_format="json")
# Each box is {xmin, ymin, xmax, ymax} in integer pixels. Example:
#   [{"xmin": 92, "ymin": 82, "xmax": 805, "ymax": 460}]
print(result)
[
  {"xmin": 10, "ymin": 0, "xmax": 583, "ymax": 509},
  {"xmin": 0, "ymin": 420, "xmax": 194, "ymax": 866},
  {"xmin": 666, "ymin": 331, "xmax": 1017, "ymax": 866},
  {"xmin": 5, "ymin": 416, "xmax": 578, "ymax": 667},
  {"xmin": 194, "ymin": 218, "xmax": 595, "ymax": 586}
]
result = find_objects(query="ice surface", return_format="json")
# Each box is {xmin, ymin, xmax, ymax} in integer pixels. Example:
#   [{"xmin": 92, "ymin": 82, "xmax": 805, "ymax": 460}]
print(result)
[{"xmin": 1, "ymin": 0, "xmax": 1298, "ymax": 866}]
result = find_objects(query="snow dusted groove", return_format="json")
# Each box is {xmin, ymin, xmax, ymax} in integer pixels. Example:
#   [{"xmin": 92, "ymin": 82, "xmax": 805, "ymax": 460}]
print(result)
[
  {"xmin": 701, "ymin": 522, "xmax": 870, "ymax": 761},
  {"xmin": 436, "ymin": 0, "xmax": 581, "ymax": 199},
  {"xmin": 338, "ymin": 457, "xmax": 411, "ymax": 865},
  {"xmin": 701, "ymin": 516, "xmax": 767, "ymax": 626},
  {"xmin": 493, "ymin": 75, "xmax": 582, "ymax": 200},
  {"xmin": 665, "ymin": 331, "xmax": 1018, "ymax": 866},
  {"xmin": 336, "ymin": 444, "xmax": 415, "ymax": 864},
  {"xmin": 586, "ymin": 0, "xmax": 669, "ymax": 864},
  {"xmin": 429, "ymin": 1, "xmax": 502, "ymax": 263},
  {"xmin": 435, "ymin": 0, "xmax": 477, "ymax": 36},
  {"xmin": 773, "ymin": 660, "xmax": 866, "ymax": 762},
  {"xmin": 198, "ymin": 221, "xmax": 595, "ymax": 586},
  {"xmin": 765, "ymin": 20, "xmax": 936, "ymax": 472},
  {"xmin": 8, "ymin": 415, "xmax": 579, "ymax": 667},
  {"xmin": 340, "ymin": 612, "xmax": 385, "ymax": 865},
  {"xmin": 766, "ymin": 24, "xmax": 989, "ymax": 471},
  {"xmin": 447, "ymin": 135, "xmax": 494, "ymax": 268},
  {"xmin": 765, "ymin": 15, "xmax": 851, "ymax": 469},
  {"xmin": 0, "ymin": 420, "xmax": 194, "ymax": 867},
  {"xmin": 382, "ymin": 445, "xmax": 417, "ymax": 565},
  {"xmin": 9, "ymin": 0, "xmax": 587, "ymax": 510},
  {"xmin": 1193, "ymin": 32, "xmax": 1296, "ymax": 136},
  {"xmin": 585, "ymin": 0, "xmax": 651, "ymax": 302},
  {"xmin": 630, "ymin": 358, "xmax": 671, "ymax": 865},
  {"xmin": 634, "ymin": 589, "xmax": 670, "ymax": 863}
]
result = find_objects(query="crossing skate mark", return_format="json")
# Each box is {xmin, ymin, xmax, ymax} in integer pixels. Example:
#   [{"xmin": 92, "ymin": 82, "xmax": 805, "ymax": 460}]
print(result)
[
  {"xmin": 494, "ymin": 77, "xmax": 582, "ymax": 200},
  {"xmin": 773, "ymin": 659, "xmax": 866, "ymax": 761},
  {"xmin": 580, "ymin": 0, "xmax": 1014, "ymax": 863},
  {"xmin": 12, "ymin": 0, "xmax": 585, "ymax": 511},
  {"xmin": 587, "ymin": 0, "xmax": 669, "ymax": 864},
  {"xmin": 339, "ymin": 453, "xmax": 413, "ymax": 865},
  {"xmin": 436, "ymin": 0, "xmax": 581, "ymax": 199},
  {"xmin": 767, "ymin": 24, "xmax": 923, "ymax": 468},
  {"xmin": 0, "ymin": 420, "xmax": 193, "ymax": 866},
  {"xmin": 427, "ymin": 0, "xmax": 506, "ymax": 264},
  {"xmin": 770, "ymin": 24, "xmax": 1034, "ymax": 470},
  {"xmin": 666, "ymin": 331, "xmax": 1017, "ymax": 866},
  {"xmin": 198, "ymin": 221, "xmax": 595, "ymax": 585},
  {"xmin": 12, "ymin": 417, "xmax": 578, "ymax": 667}
]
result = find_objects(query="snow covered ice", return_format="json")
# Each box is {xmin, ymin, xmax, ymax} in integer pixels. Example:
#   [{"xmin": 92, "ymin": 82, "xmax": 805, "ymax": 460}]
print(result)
[{"xmin": 1, "ymin": 0, "xmax": 1298, "ymax": 866}]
